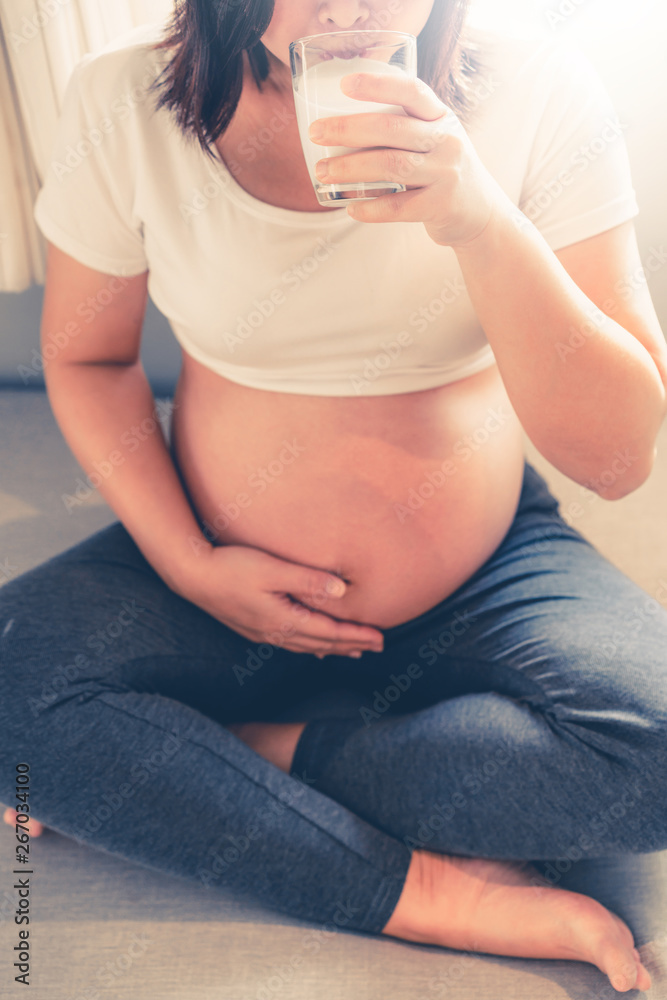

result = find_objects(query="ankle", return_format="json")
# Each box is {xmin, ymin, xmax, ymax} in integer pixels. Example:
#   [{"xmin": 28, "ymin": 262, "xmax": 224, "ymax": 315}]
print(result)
[
  {"xmin": 227, "ymin": 721, "xmax": 307, "ymax": 773},
  {"xmin": 381, "ymin": 850, "xmax": 435, "ymax": 942}
]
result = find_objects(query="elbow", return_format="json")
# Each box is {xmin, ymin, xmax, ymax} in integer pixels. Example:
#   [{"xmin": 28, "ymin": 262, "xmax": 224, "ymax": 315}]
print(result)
[{"xmin": 587, "ymin": 445, "xmax": 657, "ymax": 501}]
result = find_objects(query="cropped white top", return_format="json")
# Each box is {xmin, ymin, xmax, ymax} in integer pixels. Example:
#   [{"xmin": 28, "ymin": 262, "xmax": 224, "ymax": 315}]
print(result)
[{"xmin": 33, "ymin": 19, "xmax": 639, "ymax": 397}]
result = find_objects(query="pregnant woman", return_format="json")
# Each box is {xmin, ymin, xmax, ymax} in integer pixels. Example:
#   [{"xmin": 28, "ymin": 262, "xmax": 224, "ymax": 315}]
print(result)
[{"xmin": 3, "ymin": 0, "xmax": 667, "ymax": 992}]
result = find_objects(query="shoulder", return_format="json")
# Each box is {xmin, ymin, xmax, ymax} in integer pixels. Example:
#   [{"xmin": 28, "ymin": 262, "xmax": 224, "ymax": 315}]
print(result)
[
  {"xmin": 466, "ymin": 25, "xmax": 600, "ymax": 105},
  {"xmin": 69, "ymin": 19, "xmax": 173, "ymax": 116},
  {"xmin": 461, "ymin": 24, "xmax": 608, "ymax": 132}
]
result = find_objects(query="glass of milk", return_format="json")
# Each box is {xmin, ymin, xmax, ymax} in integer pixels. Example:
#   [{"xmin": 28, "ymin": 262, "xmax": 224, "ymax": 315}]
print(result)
[{"xmin": 289, "ymin": 30, "xmax": 418, "ymax": 206}]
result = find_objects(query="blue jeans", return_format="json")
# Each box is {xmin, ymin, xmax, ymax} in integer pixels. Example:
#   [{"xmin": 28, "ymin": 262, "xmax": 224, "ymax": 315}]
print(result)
[{"xmin": 1, "ymin": 461, "xmax": 666, "ymax": 942}]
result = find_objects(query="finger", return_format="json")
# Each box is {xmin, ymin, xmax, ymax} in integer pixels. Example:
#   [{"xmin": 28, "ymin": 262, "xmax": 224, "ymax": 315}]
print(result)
[
  {"xmin": 340, "ymin": 71, "xmax": 446, "ymax": 122},
  {"xmin": 294, "ymin": 637, "xmax": 368, "ymax": 657},
  {"xmin": 298, "ymin": 641, "xmax": 370, "ymax": 659},
  {"xmin": 268, "ymin": 595, "xmax": 384, "ymax": 648},
  {"xmin": 315, "ymin": 146, "xmax": 440, "ymax": 189},
  {"xmin": 310, "ymin": 110, "xmax": 442, "ymax": 154},
  {"xmin": 345, "ymin": 186, "xmax": 433, "ymax": 225},
  {"xmin": 282, "ymin": 603, "xmax": 384, "ymax": 647},
  {"xmin": 246, "ymin": 626, "xmax": 377, "ymax": 657},
  {"xmin": 300, "ymin": 614, "xmax": 384, "ymax": 648},
  {"xmin": 272, "ymin": 563, "xmax": 348, "ymax": 604}
]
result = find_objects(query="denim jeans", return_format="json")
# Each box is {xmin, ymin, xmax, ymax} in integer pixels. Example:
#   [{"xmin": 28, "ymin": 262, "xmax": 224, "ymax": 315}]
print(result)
[{"xmin": 1, "ymin": 461, "xmax": 666, "ymax": 942}]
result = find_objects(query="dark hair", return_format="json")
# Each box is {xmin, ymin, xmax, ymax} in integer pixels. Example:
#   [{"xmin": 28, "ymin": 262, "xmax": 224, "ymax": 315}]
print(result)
[{"xmin": 148, "ymin": 0, "xmax": 480, "ymax": 161}]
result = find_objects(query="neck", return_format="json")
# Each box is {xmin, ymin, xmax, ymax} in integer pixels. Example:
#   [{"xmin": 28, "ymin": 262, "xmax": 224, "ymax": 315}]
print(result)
[{"xmin": 253, "ymin": 47, "xmax": 293, "ymax": 96}]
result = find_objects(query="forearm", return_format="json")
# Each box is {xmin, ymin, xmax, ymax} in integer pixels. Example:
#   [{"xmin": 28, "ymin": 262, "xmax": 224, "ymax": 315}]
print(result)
[
  {"xmin": 45, "ymin": 360, "xmax": 211, "ymax": 593},
  {"xmin": 454, "ymin": 202, "xmax": 667, "ymax": 495}
]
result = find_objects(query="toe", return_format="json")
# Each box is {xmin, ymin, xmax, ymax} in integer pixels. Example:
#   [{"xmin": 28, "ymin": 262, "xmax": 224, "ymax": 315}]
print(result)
[
  {"xmin": 608, "ymin": 954, "xmax": 641, "ymax": 992},
  {"xmin": 3, "ymin": 807, "xmax": 44, "ymax": 837},
  {"xmin": 635, "ymin": 958, "xmax": 652, "ymax": 993},
  {"xmin": 591, "ymin": 926, "xmax": 642, "ymax": 993}
]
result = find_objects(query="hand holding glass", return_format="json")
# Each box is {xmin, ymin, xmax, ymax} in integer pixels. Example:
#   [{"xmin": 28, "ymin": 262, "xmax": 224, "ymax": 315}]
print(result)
[{"xmin": 289, "ymin": 30, "xmax": 418, "ymax": 206}]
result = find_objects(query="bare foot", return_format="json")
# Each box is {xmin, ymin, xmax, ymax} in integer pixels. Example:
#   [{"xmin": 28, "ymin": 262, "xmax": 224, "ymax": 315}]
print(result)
[
  {"xmin": 382, "ymin": 850, "xmax": 652, "ymax": 993},
  {"xmin": 226, "ymin": 722, "xmax": 307, "ymax": 774},
  {"xmin": 3, "ymin": 808, "xmax": 44, "ymax": 837}
]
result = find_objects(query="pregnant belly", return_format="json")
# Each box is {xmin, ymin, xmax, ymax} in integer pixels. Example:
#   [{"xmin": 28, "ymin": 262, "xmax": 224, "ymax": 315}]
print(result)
[{"xmin": 171, "ymin": 355, "xmax": 527, "ymax": 628}]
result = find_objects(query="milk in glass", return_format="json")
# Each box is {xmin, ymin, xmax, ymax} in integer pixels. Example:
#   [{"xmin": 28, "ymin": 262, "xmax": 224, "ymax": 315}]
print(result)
[{"xmin": 293, "ymin": 55, "xmax": 407, "ymax": 188}]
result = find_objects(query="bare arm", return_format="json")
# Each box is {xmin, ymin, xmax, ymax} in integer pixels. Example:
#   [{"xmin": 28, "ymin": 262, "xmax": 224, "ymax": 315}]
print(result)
[
  {"xmin": 454, "ymin": 215, "xmax": 667, "ymax": 499},
  {"xmin": 41, "ymin": 244, "xmax": 209, "ymax": 594}
]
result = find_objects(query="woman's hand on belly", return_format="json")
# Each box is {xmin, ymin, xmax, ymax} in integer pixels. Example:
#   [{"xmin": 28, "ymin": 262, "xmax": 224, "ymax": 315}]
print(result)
[{"xmin": 176, "ymin": 543, "xmax": 385, "ymax": 657}]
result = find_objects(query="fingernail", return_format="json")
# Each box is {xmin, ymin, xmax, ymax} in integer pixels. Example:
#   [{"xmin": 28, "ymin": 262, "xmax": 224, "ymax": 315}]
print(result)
[
  {"xmin": 326, "ymin": 578, "xmax": 345, "ymax": 596},
  {"xmin": 315, "ymin": 159, "xmax": 329, "ymax": 180},
  {"xmin": 349, "ymin": 651, "xmax": 362, "ymax": 658},
  {"xmin": 309, "ymin": 121, "xmax": 325, "ymax": 141}
]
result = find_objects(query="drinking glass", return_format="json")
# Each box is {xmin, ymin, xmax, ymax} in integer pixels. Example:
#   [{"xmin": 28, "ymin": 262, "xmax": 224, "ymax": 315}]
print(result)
[{"xmin": 289, "ymin": 30, "xmax": 418, "ymax": 206}]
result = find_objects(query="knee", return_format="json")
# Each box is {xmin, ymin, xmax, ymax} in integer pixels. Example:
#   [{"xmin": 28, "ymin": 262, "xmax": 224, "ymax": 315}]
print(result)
[
  {"xmin": 5, "ymin": 653, "xmax": 91, "ymax": 730},
  {"xmin": 628, "ymin": 720, "xmax": 667, "ymax": 796},
  {"xmin": 0, "ymin": 609, "xmax": 86, "ymax": 732},
  {"xmin": 606, "ymin": 721, "xmax": 667, "ymax": 835}
]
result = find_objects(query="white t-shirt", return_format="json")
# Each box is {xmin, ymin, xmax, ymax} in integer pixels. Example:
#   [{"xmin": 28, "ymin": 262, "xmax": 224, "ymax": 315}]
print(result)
[{"xmin": 33, "ymin": 20, "xmax": 639, "ymax": 397}]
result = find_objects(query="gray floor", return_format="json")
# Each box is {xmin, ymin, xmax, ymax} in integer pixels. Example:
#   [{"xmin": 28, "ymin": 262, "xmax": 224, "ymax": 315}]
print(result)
[
  {"xmin": 0, "ymin": 821, "xmax": 665, "ymax": 1000},
  {"xmin": 1, "ymin": 387, "xmax": 667, "ymax": 998}
]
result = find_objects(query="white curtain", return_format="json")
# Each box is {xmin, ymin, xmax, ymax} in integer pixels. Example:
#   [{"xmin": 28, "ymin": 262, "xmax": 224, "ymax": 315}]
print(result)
[{"xmin": 0, "ymin": 0, "xmax": 171, "ymax": 293}]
